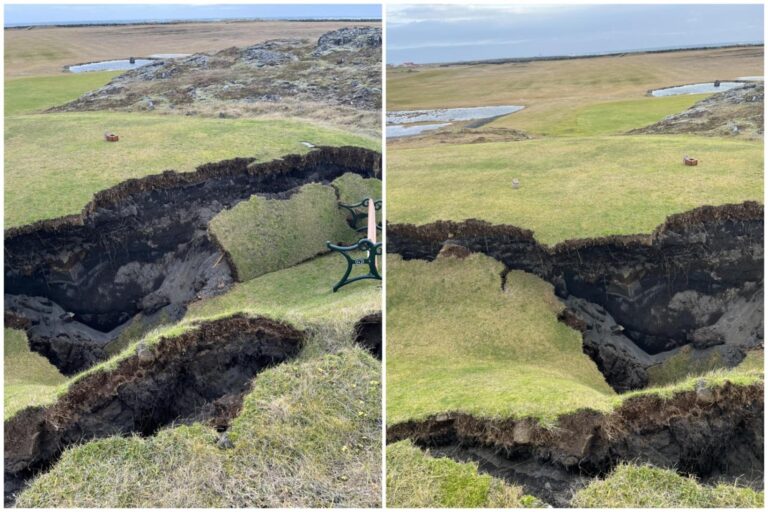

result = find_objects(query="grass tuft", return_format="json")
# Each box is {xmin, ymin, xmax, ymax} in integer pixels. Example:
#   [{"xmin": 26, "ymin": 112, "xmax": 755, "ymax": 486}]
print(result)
[
  {"xmin": 571, "ymin": 462, "xmax": 764, "ymax": 508},
  {"xmin": 386, "ymin": 440, "xmax": 540, "ymax": 508}
]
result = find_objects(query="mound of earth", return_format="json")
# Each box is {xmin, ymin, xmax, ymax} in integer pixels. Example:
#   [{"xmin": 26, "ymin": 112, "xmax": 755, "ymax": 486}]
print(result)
[
  {"xmin": 390, "ymin": 127, "xmax": 532, "ymax": 148},
  {"xmin": 49, "ymin": 27, "xmax": 381, "ymax": 131},
  {"xmin": 630, "ymin": 82, "xmax": 763, "ymax": 137}
]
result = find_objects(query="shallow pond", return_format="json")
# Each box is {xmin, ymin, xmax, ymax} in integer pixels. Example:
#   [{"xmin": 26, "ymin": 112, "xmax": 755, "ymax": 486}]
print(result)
[
  {"xmin": 651, "ymin": 81, "xmax": 745, "ymax": 96},
  {"xmin": 386, "ymin": 105, "xmax": 524, "ymax": 138},
  {"xmin": 387, "ymin": 105, "xmax": 524, "ymax": 124},
  {"xmin": 387, "ymin": 123, "xmax": 452, "ymax": 138},
  {"xmin": 68, "ymin": 59, "xmax": 155, "ymax": 73}
]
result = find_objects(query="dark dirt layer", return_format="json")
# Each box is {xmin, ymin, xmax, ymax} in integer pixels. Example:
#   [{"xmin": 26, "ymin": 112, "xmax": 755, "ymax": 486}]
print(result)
[
  {"xmin": 630, "ymin": 83, "xmax": 764, "ymax": 137},
  {"xmin": 388, "ymin": 202, "xmax": 763, "ymax": 391},
  {"xmin": 4, "ymin": 314, "xmax": 304, "ymax": 505},
  {"xmin": 354, "ymin": 311, "xmax": 381, "ymax": 359},
  {"xmin": 5, "ymin": 146, "xmax": 381, "ymax": 375},
  {"xmin": 388, "ymin": 382, "xmax": 764, "ymax": 507}
]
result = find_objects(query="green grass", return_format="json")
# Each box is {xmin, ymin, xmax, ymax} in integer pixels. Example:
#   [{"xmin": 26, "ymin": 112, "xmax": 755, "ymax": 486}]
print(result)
[
  {"xmin": 386, "ymin": 440, "xmax": 540, "ymax": 508},
  {"xmin": 4, "ymin": 328, "xmax": 66, "ymax": 420},
  {"xmin": 647, "ymin": 345, "xmax": 730, "ymax": 387},
  {"xmin": 388, "ymin": 135, "xmax": 762, "ymax": 244},
  {"xmin": 17, "ymin": 346, "xmax": 381, "ymax": 508},
  {"xmin": 210, "ymin": 183, "xmax": 356, "ymax": 281},
  {"xmin": 387, "ymin": 253, "xmax": 615, "ymax": 425},
  {"xmin": 186, "ymin": 253, "xmax": 382, "ymax": 329},
  {"xmin": 571, "ymin": 463, "xmax": 764, "ymax": 508},
  {"xmin": 5, "ymin": 112, "xmax": 378, "ymax": 228},
  {"xmin": 332, "ymin": 172, "xmax": 383, "ymax": 204},
  {"xmin": 4, "ymin": 71, "xmax": 120, "ymax": 115},
  {"xmin": 387, "ymin": 254, "xmax": 763, "ymax": 426},
  {"xmin": 527, "ymin": 95, "xmax": 707, "ymax": 137}
]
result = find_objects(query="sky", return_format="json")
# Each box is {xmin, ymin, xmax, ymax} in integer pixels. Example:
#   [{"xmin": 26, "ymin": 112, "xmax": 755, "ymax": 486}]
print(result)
[
  {"xmin": 4, "ymin": 3, "xmax": 381, "ymax": 26},
  {"xmin": 387, "ymin": 4, "xmax": 764, "ymax": 64}
]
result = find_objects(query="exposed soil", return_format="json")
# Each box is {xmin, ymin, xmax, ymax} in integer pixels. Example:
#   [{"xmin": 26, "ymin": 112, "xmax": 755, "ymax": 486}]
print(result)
[
  {"xmin": 4, "ymin": 314, "xmax": 304, "ymax": 505},
  {"xmin": 388, "ymin": 381, "xmax": 763, "ymax": 506},
  {"xmin": 630, "ymin": 82, "xmax": 764, "ymax": 138},
  {"xmin": 5, "ymin": 146, "xmax": 381, "ymax": 376},
  {"xmin": 48, "ymin": 27, "xmax": 381, "ymax": 133},
  {"xmin": 388, "ymin": 202, "xmax": 764, "ymax": 392},
  {"xmin": 354, "ymin": 311, "xmax": 382, "ymax": 359}
]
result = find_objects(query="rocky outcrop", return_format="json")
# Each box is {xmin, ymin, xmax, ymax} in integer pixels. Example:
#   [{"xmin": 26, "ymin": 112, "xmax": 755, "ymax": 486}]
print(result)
[{"xmin": 630, "ymin": 83, "xmax": 764, "ymax": 137}]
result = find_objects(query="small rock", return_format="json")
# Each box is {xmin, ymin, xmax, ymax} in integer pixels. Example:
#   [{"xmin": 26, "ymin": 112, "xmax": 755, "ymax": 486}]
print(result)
[
  {"xmin": 136, "ymin": 342, "xmax": 155, "ymax": 364},
  {"xmin": 512, "ymin": 178, "xmax": 520, "ymax": 189},
  {"xmin": 217, "ymin": 432, "xmax": 234, "ymax": 450},
  {"xmin": 695, "ymin": 379, "xmax": 715, "ymax": 403},
  {"xmin": 437, "ymin": 241, "xmax": 471, "ymax": 260}
]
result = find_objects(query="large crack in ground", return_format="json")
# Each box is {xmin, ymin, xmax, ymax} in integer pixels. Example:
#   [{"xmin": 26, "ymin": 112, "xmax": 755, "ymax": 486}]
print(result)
[
  {"xmin": 5, "ymin": 146, "xmax": 381, "ymax": 376},
  {"xmin": 388, "ymin": 202, "xmax": 763, "ymax": 392},
  {"xmin": 388, "ymin": 382, "xmax": 763, "ymax": 506},
  {"xmin": 4, "ymin": 315, "xmax": 304, "ymax": 505},
  {"xmin": 386, "ymin": 202, "xmax": 764, "ymax": 505}
]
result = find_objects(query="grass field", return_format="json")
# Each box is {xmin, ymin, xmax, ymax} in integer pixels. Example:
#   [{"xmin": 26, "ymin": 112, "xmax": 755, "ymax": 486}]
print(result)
[
  {"xmin": 5, "ymin": 71, "xmax": 121, "ymax": 115},
  {"xmin": 5, "ymin": 112, "xmax": 378, "ymax": 227},
  {"xmin": 4, "ymin": 20, "xmax": 380, "ymax": 78},
  {"xmin": 388, "ymin": 46, "xmax": 762, "ymax": 134},
  {"xmin": 571, "ymin": 463, "xmax": 764, "ymax": 508},
  {"xmin": 387, "ymin": 253, "xmax": 763, "ymax": 426},
  {"xmin": 386, "ymin": 440, "xmax": 539, "ymax": 508},
  {"xmin": 388, "ymin": 135, "xmax": 762, "ymax": 244}
]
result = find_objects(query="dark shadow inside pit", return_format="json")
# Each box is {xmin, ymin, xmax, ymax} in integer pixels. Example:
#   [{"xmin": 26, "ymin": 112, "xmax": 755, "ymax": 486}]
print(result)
[
  {"xmin": 354, "ymin": 311, "xmax": 381, "ymax": 359},
  {"xmin": 4, "ymin": 147, "xmax": 380, "ymax": 376},
  {"xmin": 4, "ymin": 315, "xmax": 303, "ymax": 506}
]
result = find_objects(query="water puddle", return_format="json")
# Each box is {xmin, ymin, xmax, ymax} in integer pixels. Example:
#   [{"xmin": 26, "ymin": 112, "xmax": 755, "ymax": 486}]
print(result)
[
  {"xmin": 387, "ymin": 123, "xmax": 451, "ymax": 138},
  {"xmin": 386, "ymin": 105, "xmax": 524, "ymax": 138},
  {"xmin": 68, "ymin": 59, "xmax": 155, "ymax": 73},
  {"xmin": 650, "ymin": 81, "xmax": 745, "ymax": 96}
]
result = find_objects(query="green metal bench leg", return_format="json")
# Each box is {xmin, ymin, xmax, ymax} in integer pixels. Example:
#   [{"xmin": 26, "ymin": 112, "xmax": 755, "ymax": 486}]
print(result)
[{"xmin": 326, "ymin": 238, "xmax": 382, "ymax": 292}]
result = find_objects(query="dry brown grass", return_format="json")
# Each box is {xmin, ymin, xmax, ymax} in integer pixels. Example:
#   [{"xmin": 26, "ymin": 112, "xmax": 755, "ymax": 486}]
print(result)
[{"xmin": 4, "ymin": 20, "xmax": 380, "ymax": 78}]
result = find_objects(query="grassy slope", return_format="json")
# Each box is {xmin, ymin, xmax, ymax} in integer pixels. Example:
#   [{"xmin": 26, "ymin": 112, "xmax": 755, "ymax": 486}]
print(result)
[
  {"xmin": 387, "ymin": 253, "xmax": 763, "ymax": 426},
  {"xmin": 571, "ymin": 463, "xmax": 764, "ymax": 508},
  {"xmin": 17, "ymin": 346, "xmax": 381, "ymax": 508},
  {"xmin": 388, "ymin": 135, "xmax": 762, "ymax": 245},
  {"xmin": 4, "ymin": 328, "xmax": 66, "ymax": 420},
  {"xmin": 386, "ymin": 440, "xmax": 539, "ymax": 508},
  {"xmin": 4, "ymin": 71, "xmax": 121, "ymax": 115},
  {"xmin": 210, "ymin": 183, "xmax": 356, "ymax": 281}
]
